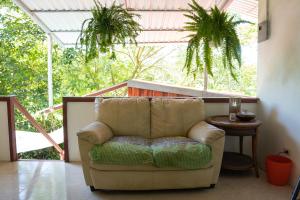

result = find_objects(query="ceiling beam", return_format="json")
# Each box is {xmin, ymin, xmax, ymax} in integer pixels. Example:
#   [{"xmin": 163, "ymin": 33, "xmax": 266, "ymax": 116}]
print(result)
[
  {"xmin": 52, "ymin": 29, "xmax": 187, "ymax": 33},
  {"xmin": 64, "ymin": 40, "xmax": 188, "ymax": 46},
  {"xmin": 219, "ymin": 0, "xmax": 234, "ymax": 10},
  {"xmin": 29, "ymin": 0, "xmax": 234, "ymax": 14},
  {"xmin": 12, "ymin": 0, "xmax": 64, "ymax": 47},
  {"xmin": 124, "ymin": 0, "xmax": 128, "ymax": 9},
  {"xmin": 31, "ymin": 9, "xmax": 192, "ymax": 13}
]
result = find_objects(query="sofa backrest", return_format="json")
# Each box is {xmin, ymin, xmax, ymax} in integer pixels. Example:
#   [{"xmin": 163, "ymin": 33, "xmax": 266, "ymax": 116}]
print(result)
[
  {"xmin": 95, "ymin": 97, "xmax": 151, "ymax": 138},
  {"xmin": 150, "ymin": 98, "xmax": 205, "ymax": 138}
]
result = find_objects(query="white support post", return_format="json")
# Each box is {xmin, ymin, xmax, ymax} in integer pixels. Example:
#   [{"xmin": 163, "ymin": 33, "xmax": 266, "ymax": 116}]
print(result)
[{"xmin": 47, "ymin": 34, "xmax": 53, "ymax": 108}]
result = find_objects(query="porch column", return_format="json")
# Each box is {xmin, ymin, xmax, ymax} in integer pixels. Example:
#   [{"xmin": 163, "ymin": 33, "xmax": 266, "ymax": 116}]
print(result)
[{"xmin": 47, "ymin": 34, "xmax": 53, "ymax": 107}]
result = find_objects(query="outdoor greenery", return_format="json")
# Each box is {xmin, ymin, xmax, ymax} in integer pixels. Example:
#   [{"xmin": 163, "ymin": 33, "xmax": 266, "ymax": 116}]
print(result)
[
  {"xmin": 184, "ymin": 0, "xmax": 250, "ymax": 80},
  {"xmin": 78, "ymin": 1, "xmax": 141, "ymax": 61},
  {"xmin": 0, "ymin": 1, "xmax": 257, "ymax": 159}
]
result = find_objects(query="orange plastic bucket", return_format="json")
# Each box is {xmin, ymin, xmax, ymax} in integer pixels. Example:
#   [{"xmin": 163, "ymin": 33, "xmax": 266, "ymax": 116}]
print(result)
[{"xmin": 266, "ymin": 155, "xmax": 292, "ymax": 186}]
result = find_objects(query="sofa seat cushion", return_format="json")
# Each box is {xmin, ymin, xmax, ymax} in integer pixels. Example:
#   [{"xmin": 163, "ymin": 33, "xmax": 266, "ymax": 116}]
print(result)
[
  {"xmin": 151, "ymin": 137, "xmax": 212, "ymax": 169},
  {"xmin": 90, "ymin": 136, "xmax": 153, "ymax": 166}
]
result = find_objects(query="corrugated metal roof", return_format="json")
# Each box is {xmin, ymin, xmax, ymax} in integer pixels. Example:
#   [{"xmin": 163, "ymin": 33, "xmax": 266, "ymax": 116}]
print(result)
[
  {"xmin": 14, "ymin": 0, "xmax": 257, "ymax": 46},
  {"xmin": 229, "ymin": 0, "xmax": 258, "ymax": 19},
  {"xmin": 23, "ymin": 0, "xmax": 213, "ymax": 11}
]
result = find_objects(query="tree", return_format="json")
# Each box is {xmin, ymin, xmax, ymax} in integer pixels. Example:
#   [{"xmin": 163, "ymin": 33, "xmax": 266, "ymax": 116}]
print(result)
[
  {"xmin": 116, "ymin": 46, "xmax": 166, "ymax": 80},
  {"xmin": 0, "ymin": 5, "xmax": 48, "ymax": 112}
]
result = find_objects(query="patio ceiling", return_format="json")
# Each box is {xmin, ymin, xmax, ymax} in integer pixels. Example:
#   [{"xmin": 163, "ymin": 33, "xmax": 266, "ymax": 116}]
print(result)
[{"xmin": 13, "ymin": 0, "xmax": 258, "ymax": 46}]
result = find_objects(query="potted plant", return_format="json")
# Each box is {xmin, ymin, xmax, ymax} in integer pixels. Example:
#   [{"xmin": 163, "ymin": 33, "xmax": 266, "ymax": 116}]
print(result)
[
  {"xmin": 183, "ymin": 0, "xmax": 250, "ymax": 81},
  {"xmin": 77, "ymin": 1, "xmax": 141, "ymax": 62}
]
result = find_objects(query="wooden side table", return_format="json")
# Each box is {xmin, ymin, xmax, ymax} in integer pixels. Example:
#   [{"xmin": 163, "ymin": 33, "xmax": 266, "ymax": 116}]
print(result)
[{"xmin": 206, "ymin": 115, "xmax": 262, "ymax": 177}]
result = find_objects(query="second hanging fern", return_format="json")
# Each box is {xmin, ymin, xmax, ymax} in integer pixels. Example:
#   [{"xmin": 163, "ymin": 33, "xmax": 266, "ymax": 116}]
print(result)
[{"xmin": 184, "ymin": 0, "xmax": 251, "ymax": 80}]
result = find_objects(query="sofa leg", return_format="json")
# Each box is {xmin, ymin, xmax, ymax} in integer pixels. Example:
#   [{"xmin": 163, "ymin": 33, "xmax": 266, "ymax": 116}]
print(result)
[
  {"xmin": 90, "ymin": 186, "xmax": 96, "ymax": 192},
  {"xmin": 210, "ymin": 184, "xmax": 216, "ymax": 189}
]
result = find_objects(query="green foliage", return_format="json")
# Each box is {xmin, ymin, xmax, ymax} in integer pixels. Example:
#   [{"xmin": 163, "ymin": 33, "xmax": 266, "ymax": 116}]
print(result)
[
  {"xmin": 36, "ymin": 111, "xmax": 63, "ymax": 132},
  {"xmin": 116, "ymin": 46, "xmax": 166, "ymax": 80},
  {"xmin": 144, "ymin": 45, "xmax": 257, "ymax": 96},
  {"xmin": 15, "ymin": 111, "xmax": 62, "ymax": 133},
  {"xmin": 56, "ymin": 46, "xmax": 165, "ymax": 96},
  {"xmin": 0, "ymin": 8, "xmax": 47, "ymax": 112},
  {"xmin": 0, "ymin": 0, "xmax": 14, "ymax": 7},
  {"xmin": 18, "ymin": 144, "xmax": 64, "ymax": 160},
  {"xmin": 184, "ymin": 0, "xmax": 251, "ymax": 80},
  {"xmin": 77, "ymin": 1, "xmax": 141, "ymax": 62}
]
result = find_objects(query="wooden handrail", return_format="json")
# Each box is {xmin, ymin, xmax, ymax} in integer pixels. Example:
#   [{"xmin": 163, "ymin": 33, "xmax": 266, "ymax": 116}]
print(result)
[
  {"xmin": 84, "ymin": 81, "xmax": 128, "ymax": 97},
  {"xmin": 38, "ymin": 81, "xmax": 128, "ymax": 114},
  {"xmin": 14, "ymin": 98, "xmax": 64, "ymax": 159}
]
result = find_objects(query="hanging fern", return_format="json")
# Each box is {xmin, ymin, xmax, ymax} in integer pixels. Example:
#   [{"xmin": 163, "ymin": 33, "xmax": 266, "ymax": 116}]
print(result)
[
  {"xmin": 184, "ymin": 0, "xmax": 251, "ymax": 80},
  {"xmin": 77, "ymin": 1, "xmax": 141, "ymax": 62}
]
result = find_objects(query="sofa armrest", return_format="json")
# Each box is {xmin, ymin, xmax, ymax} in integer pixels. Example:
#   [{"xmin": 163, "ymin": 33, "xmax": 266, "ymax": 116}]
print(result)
[
  {"xmin": 77, "ymin": 121, "xmax": 113, "ymax": 144},
  {"xmin": 188, "ymin": 121, "xmax": 225, "ymax": 144},
  {"xmin": 188, "ymin": 121, "xmax": 225, "ymax": 184},
  {"xmin": 77, "ymin": 121, "xmax": 113, "ymax": 185}
]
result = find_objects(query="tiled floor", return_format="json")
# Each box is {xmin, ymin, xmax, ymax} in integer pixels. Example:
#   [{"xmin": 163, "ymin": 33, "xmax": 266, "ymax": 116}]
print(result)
[{"xmin": 0, "ymin": 161, "xmax": 293, "ymax": 200}]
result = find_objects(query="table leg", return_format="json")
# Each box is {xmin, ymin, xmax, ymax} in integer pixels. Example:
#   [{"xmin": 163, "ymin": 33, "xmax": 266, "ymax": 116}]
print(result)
[
  {"xmin": 239, "ymin": 136, "xmax": 243, "ymax": 154},
  {"xmin": 252, "ymin": 134, "xmax": 259, "ymax": 177}
]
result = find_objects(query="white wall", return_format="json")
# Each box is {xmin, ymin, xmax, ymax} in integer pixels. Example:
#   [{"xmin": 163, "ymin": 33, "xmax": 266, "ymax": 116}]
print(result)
[
  {"xmin": 0, "ymin": 101, "xmax": 11, "ymax": 161},
  {"xmin": 258, "ymin": 0, "xmax": 300, "ymax": 185},
  {"xmin": 67, "ymin": 102, "xmax": 257, "ymax": 161},
  {"xmin": 67, "ymin": 102, "xmax": 94, "ymax": 161}
]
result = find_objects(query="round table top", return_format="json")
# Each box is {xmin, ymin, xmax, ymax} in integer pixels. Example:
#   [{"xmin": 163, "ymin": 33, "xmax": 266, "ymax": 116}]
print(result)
[{"xmin": 206, "ymin": 115, "xmax": 262, "ymax": 130}]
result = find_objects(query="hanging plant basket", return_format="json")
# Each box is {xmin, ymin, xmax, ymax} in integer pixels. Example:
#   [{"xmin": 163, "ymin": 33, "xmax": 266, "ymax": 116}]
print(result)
[
  {"xmin": 77, "ymin": 1, "xmax": 141, "ymax": 62},
  {"xmin": 183, "ymin": 0, "xmax": 251, "ymax": 80}
]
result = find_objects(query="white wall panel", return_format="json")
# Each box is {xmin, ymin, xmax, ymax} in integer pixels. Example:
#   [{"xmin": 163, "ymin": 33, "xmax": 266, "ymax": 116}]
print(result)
[
  {"xmin": 0, "ymin": 102, "xmax": 11, "ymax": 161},
  {"xmin": 67, "ymin": 102, "xmax": 94, "ymax": 161}
]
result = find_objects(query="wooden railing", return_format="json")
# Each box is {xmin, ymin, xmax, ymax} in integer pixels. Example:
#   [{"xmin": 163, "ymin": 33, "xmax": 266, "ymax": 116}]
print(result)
[
  {"xmin": 13, "ymin": 98, "xmax": 64, "ymax": 159},
  {"xmin": 38, "ymin": 82, "xmax": 128, "ymax": 114}
]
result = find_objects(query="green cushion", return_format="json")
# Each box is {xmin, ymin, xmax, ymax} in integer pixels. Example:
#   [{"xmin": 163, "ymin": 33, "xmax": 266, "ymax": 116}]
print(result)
[
  {"xmin": 90, "ymin": 136, "xmax": 153, "ymax": 165},
  {"xmin": 90, "ymin": 136, "xmax": 212, "ymax": 169},
  {"xmin": 151, "ymin": 137, "xmax": 212, "ymax": 169}
]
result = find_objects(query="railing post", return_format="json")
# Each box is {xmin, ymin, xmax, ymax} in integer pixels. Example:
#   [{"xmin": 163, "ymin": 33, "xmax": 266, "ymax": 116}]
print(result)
[
  {"xmin": 0, "ymin": 96, "xmax": 17, "ymax": 161},
  {"xmin": 63, "ymin": 97, "xmax": 69, "ymax": 162},
  {"xmin": 7, "ymin": 96, "xmax": 17, "ymax": 161}
]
